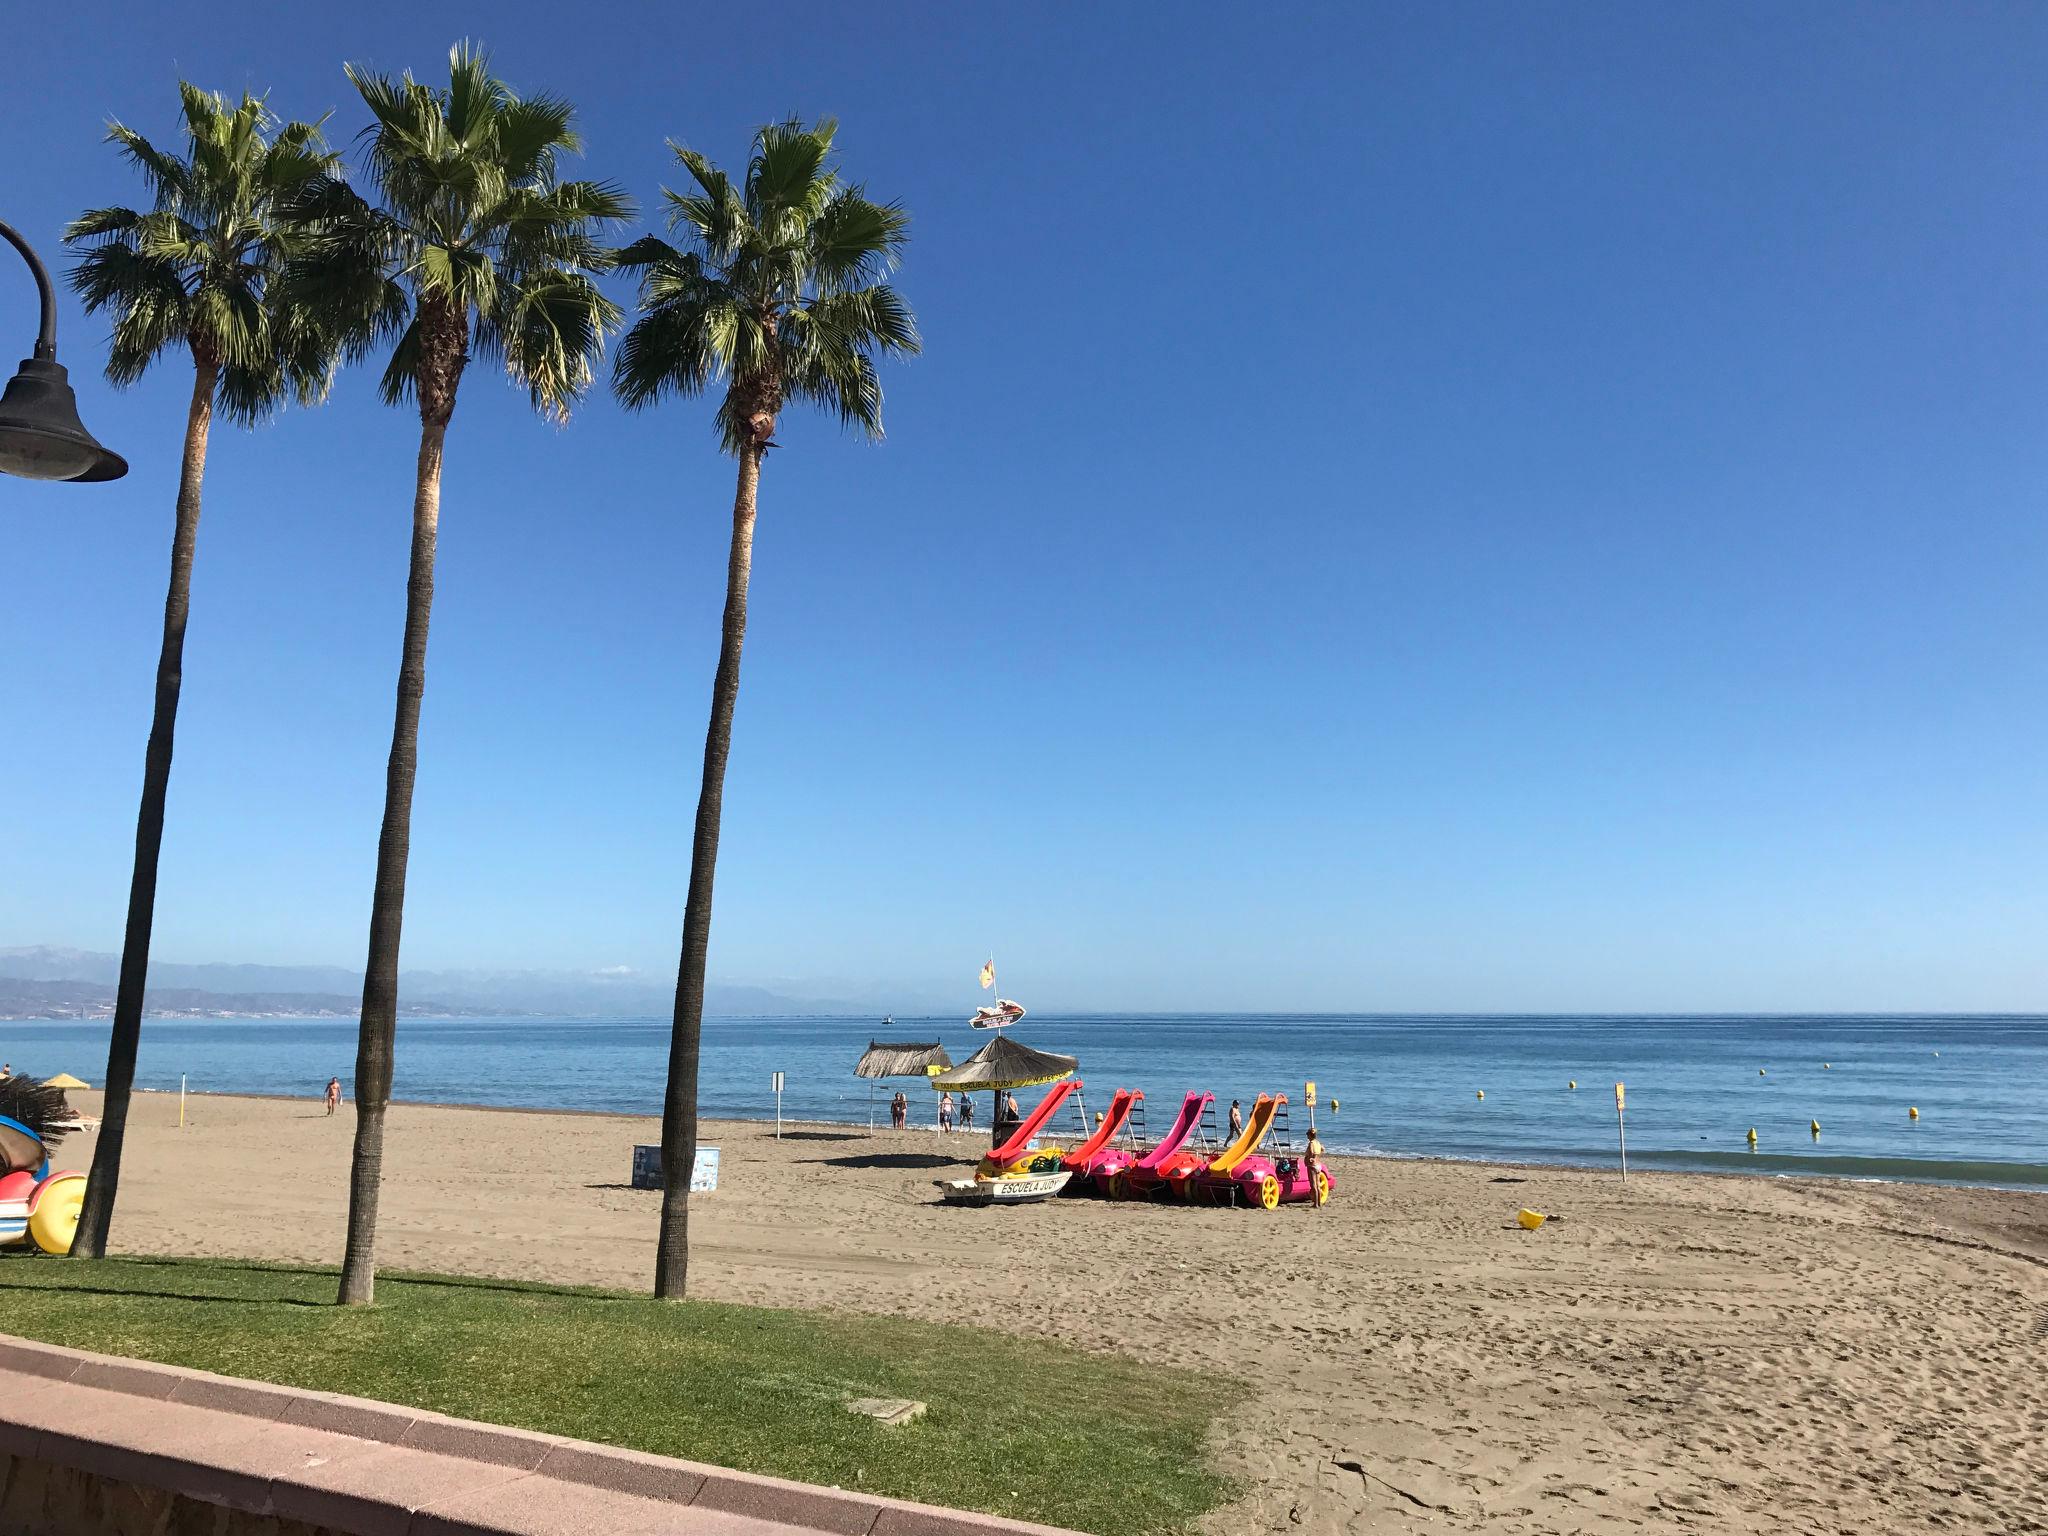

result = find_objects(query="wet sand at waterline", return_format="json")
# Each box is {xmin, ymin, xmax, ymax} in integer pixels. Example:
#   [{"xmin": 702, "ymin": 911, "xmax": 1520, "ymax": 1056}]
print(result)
[{"xmin": 47, "ymin": 1090, "xmax": 2048, "ymax": 1536}]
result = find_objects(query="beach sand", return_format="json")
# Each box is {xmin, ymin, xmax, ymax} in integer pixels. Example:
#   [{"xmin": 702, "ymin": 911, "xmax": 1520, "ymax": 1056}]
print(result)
[{"xmin": 46, "ymin": 1090, "xmax": 2048, "ymax": 1535}]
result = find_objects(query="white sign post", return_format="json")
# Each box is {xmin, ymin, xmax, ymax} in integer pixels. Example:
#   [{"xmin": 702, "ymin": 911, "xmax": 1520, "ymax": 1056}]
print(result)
[
  {"xmin": 771, "ymin": 1071, "xmax": 785, "ymax": 1139},
  {"xmin": 1615, "ymin": 1082, "xmax": 1627, "ymax": 1180}
]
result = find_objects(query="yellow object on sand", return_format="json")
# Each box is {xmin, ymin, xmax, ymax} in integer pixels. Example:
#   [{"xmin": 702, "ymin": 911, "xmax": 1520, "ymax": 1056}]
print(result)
[
  {"xmin": 43, "ymin": 1072, "xmax": 88, "ymax": 1090},
  {"xmin": 1517, "ymin": 1208, "xmax": 1546, "ymax": 1230}
]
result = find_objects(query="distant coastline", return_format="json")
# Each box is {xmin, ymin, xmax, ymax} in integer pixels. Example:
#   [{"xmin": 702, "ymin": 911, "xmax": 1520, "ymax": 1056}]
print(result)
[{"xmin": 0, "ymin": 979, "xmax": 497, "ymax": 1021}]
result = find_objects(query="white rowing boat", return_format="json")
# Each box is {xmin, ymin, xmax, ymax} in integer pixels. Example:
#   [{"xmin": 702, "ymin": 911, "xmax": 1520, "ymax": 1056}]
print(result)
[{"xmin": 936, "ymin": 1170, "xmax": 1071, "ymax": 1205}]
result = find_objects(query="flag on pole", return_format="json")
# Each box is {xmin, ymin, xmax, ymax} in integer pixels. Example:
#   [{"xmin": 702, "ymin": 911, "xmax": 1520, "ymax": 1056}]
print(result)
[{"xmin": 979, "ymin": 959, "xmax": 996, "ymax": 990}]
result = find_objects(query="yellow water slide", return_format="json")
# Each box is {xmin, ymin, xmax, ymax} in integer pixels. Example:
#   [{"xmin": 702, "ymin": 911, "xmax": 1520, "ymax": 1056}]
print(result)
[{"xmin": 1205, "ymin": 1093, "xmax": 1282, "ymax": 1175}]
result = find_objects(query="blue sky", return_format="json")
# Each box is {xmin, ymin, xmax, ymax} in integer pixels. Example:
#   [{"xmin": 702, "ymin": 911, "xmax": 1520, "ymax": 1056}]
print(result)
[{"xmin": 4, "ymin": 3, "xmax": 2045, "ymax": 1012}]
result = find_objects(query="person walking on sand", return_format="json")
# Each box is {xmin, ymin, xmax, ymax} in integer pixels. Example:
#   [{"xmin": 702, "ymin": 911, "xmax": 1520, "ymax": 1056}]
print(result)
[
  {"xmin": 324, "ymin": 1077, "xmax": 342, "ymax": 1116},
  {"xmin": 958, "ymin": 1094, "xmax": 974, "ymax": 1130},
  {"xmin": 1228, "ymin": 1098, "xmax": 1244, "ymax": 1138},
  {"xmin": 938, "ymin": 1091, "xmax": 955, "ymax": 1134}
]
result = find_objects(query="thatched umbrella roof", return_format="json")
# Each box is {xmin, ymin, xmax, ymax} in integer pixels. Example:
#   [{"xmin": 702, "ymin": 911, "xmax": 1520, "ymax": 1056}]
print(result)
[
  {"xmin": 853, "ymin": 1041, "xmax": 954, "ymax": 1080},
  {"xmin": 930, "ymin": 1034, "xmax": 1077, "ymax": 1092},
  {"xmin": 0, "ymin": 1075, "xmax": 72, "ymax": 1176}
]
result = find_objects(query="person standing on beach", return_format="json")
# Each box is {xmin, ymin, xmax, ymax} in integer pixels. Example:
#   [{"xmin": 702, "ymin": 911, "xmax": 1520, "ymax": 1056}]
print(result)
[
  {"xmin": 1228, "ymin": 1099, "xmax": 1244, "ymax": 1138},
  {"xmin": 890, "ymin": 1090, "xmax": 907, "ymax": 1130},
  {"xmin": 324, "ymin": 1078, "xmax": 342, "ymax": 1117},
  {"xmin": 958, "ymin": 1095, "xmax": 974, "ymax": 1130},
  {"xmin": 938, "ymin": 1092, "xmax": 955, "ymax": 1134}
]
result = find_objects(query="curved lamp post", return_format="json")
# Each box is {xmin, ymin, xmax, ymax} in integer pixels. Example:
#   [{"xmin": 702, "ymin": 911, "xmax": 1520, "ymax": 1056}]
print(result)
[{"xmin": 0, "ymin": 218, "xmax": 126, "ymax": 482}]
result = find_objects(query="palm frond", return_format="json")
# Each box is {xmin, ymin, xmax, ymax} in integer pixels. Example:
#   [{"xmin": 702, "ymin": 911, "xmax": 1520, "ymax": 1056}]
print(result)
[
  {"xmin": 64, "ymin": 206, "xmax": 144, "ymax": 242},
  {"xmin": 806, "ymin": 192, "xmax": 911, "ymax": 293},
  {"xmin": 378, "ymin": 316, "xmax": 424, "ymax": 406},
  {"xmin": 495, "ymin": 94, "xmax": 578, "ymax": 180},
  {"xmin": 503, "ymin": 271, "xmax": 620, "ymax": 418},
  {"xmin": 106, "ymin": 123, "xmax": 193, "ymax": 207},
  {"xmin": 747, "ymin": 118, "xmax": 837, "ymax": 234}
]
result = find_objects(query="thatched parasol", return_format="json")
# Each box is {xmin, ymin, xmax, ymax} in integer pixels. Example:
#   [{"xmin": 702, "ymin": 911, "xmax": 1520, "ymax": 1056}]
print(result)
[
  {"xmin": 854, "ymin": 1041, "xmax": 955, "ymax": 1130},
  {"xmin": 932, "ymin": 1034, "xmax": 1078, "ymax": 1147},
  {"xmin": 0, "ymin": 1075, "xmax": 73, "ymax": 1176},
  {"xmin": 853, "ymin": 1042, "xmax": 953, "ymax": 1079}
]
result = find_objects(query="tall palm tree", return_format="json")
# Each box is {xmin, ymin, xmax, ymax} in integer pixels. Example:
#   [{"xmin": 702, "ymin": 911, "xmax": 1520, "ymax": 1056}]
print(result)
[
  {"xmin": 613, "ymin": 120, "xmax": 917, "ymax": 1298},
  {"xmin": 301, "ymin": 43, "xmax": 626, "ymax": 1305},
  {"xmin": 62, "ymin": 86, "xmax": 342, "ymax": 1260}
]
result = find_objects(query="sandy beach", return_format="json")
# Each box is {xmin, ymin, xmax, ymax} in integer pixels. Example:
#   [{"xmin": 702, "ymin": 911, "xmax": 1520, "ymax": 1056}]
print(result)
[{"xmin": 43, "ymin": 1090, "xmax": 2048, "ymax": 1535}]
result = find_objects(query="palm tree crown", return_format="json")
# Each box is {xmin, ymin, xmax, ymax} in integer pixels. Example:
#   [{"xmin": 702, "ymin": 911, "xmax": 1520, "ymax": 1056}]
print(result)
[
  {"xmin": 306, "ymin": 42, "xmax": 628, "ymax": 420},
  {"xmin": 613, "ymin": 118, "xmax": 919, "ymax": 449},
  {"xmin": 64, "ymin": 84, "xmax": 339, "ymax": 421}
]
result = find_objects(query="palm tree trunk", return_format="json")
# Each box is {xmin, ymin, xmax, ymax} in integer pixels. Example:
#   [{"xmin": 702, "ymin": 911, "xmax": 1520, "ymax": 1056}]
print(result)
[
  {"xmin": 73, "ymin": 356, "xmax": 218, "ymax": 1260},
  {"xmin": 336, "ymin": 411, "xmax": 447, "ymax": 1306},
  {"xmin": 655, "ymin": 444, "xmax": 762, "ymax": 1299}
]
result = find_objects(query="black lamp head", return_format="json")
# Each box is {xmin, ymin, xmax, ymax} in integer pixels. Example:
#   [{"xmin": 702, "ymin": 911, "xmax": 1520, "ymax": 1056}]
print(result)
[{"xmin": 0, "ymin": 353, "xmax": 128, "ymax": 482}]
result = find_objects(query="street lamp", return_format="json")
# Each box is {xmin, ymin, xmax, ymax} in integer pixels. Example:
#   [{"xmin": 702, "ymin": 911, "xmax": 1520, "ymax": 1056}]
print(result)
[{"xmin": 0, "ymin": 218, "xmax": 126, "ymax": 482}]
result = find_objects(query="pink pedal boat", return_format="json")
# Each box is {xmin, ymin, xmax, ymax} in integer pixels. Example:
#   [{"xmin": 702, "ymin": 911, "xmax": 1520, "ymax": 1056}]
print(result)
[
  {"xmin": 1190, "ymin": 1092, "xmax": 1335, "ymax": 1208},
  {"xmin": 1104, "ymin": 1090, "xmax": 1213, "ymax": 1199}
]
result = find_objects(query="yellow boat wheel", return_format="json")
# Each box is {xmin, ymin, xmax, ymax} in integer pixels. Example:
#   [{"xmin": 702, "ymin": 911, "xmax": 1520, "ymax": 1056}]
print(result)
[
  {"xmin": 1259, "ymin": 1175, "xmax": 1281, "ymax": 1210},
  {"xmin": 28, "ymin": 1173, "xmax": 86, "ymax": 1256},
  {"xmin": 1314, "ymin": 1168, "xmax": 1332, "ymax": 1205}
]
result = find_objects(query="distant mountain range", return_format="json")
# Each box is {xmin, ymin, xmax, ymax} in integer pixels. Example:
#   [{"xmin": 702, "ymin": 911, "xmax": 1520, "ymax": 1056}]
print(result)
[{"xmin": 0, "ymin": 946, "xmax": 873, "ymax": 1020}]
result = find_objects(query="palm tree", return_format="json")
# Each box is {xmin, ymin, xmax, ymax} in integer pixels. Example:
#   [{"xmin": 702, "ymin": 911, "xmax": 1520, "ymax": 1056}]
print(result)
[
  {"xmin": 62, "ymin": 86, "xmax": 343, "ymax": 1260},
  {"xmin": 301, "ymin": 43, "xmax": 626, "ymax": 1305},
  {"xmin": 613, "ymin": 120, "xmax": 918, "ymax": 1298}
]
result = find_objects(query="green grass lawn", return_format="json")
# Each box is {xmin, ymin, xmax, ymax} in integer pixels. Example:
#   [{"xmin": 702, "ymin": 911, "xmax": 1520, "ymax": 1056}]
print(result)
[{"xmin": 0, "ymin": 1256, "xmax": 1231, "ymax": 1534}]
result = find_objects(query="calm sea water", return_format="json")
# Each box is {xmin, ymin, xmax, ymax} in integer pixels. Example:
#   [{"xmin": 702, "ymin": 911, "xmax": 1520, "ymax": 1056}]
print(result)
[{"xmin": 5, "ymin": 1013, "xmax": 2043, "ymax": 1189}]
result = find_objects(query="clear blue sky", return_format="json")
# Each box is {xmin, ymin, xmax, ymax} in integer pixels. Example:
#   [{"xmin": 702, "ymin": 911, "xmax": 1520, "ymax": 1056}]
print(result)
[{"xmin": 4, "ymin": 3, "xmax": 2044, "ymax": 1012}]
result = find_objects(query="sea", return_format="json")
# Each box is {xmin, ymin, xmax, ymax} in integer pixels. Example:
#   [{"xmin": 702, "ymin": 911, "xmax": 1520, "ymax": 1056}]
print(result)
[{"xmin": 4, "ymin": 1013, "xmax": 2044, "ymax": 1189}]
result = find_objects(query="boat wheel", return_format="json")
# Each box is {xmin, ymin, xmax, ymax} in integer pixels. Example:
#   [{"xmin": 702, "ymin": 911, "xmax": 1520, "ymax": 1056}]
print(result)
[
  {"xmin": 1259, "ymin": 1175, "xmax": 1281, "ymax": 1210},
  {"xmin": 1314, "ymin": 1168, "xmax": 1332, "ymax": 1205}
]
